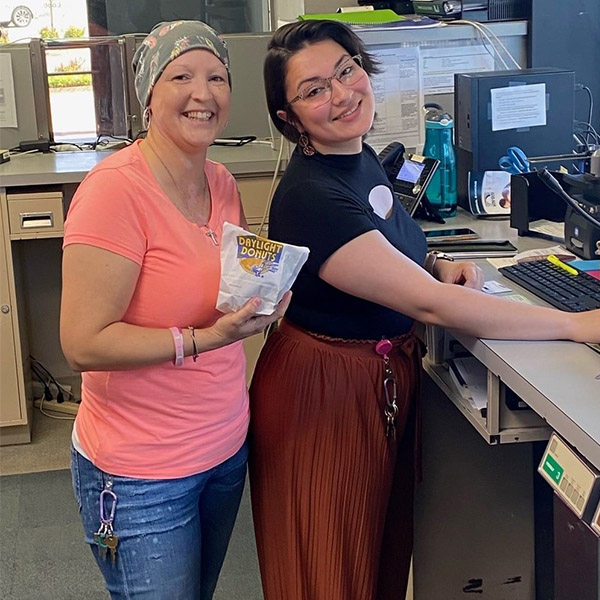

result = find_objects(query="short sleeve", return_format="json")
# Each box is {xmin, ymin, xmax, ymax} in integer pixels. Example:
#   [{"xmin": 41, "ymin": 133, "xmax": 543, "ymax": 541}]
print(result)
[
  {"xmin": 271, "ymin": 179, "xmax": 377, "ymax": 275},
  {"xmin": 63, "ymin": 168, "xmax": 147, "ymax": 265}
]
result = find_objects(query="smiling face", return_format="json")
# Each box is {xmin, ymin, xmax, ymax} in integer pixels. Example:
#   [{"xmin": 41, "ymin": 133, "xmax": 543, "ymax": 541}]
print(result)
[
  {"xmin": 148, "ymin": 49, "xmax": 231, "ymax": 154},
  {"xmin": 278, "ymin": 40, "xmax": 375, "ymax": 155}
]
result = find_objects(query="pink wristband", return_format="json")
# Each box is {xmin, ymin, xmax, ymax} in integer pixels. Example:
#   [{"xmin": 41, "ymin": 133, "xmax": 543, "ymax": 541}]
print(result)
[{"xmin": 169, "ymin": 327, "xmax": 184, "ymax": 367}]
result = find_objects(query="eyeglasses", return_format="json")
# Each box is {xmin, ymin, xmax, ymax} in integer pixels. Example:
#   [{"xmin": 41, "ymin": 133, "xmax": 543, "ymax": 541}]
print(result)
[{"xmin": 288, "ymin": 55, "xmax": 365, "ymax": 109}]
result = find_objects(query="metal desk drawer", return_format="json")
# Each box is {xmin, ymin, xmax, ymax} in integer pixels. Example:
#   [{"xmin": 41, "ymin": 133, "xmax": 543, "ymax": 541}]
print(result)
[{"xmin": 7, "ymin": 192, "xmax": 64, "ymax": 239}]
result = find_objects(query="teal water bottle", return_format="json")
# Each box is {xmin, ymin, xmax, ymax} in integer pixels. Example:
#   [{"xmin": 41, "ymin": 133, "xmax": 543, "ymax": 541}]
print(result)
[{"xmin": 423, "ymin": 104, "xmax": 457, "ymax": 217}]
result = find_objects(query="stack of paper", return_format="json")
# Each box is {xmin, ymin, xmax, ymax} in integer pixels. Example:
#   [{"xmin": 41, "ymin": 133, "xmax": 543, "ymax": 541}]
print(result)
[{"xmin": 447, "ymin": 356, "xmax": 487, "ymax": 413}]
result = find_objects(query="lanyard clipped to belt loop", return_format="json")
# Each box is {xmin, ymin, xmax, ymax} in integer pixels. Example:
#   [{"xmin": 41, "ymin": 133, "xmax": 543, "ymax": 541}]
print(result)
[{"xmin": 375, "ymin": 339, "xmax": 398, "ymax": 439}]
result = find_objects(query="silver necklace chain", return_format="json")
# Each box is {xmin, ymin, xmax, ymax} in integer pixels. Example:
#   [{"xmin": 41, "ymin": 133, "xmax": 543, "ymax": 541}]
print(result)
[{"xmin": 145, "ymin": 140, "xmax": 219, "ymax": 246}]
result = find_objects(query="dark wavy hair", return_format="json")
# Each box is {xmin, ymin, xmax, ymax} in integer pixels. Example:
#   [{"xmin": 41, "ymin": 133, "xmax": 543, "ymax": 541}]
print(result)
[{"xmin": 264, "ymin": 20, "xmax": 381, "ymax": 144}]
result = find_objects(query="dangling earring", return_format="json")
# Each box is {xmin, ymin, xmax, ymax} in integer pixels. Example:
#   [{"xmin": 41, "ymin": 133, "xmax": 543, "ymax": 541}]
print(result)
[
  {"xmin": 143, "ymin": 107, "xmax": 152, "ymax": 129},
  {"xmin": 298, "ymin": 132, "xmax": 315, "ymax": 156}
]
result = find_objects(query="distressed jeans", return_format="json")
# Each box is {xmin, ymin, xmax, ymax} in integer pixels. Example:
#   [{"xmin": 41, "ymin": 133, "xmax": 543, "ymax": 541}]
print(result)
[{"xmin": 71, "ymin": 442, "xmax": 248, "ymax": 600}]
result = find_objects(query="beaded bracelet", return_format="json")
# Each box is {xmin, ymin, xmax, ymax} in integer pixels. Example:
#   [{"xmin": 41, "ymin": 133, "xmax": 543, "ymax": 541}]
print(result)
[
  {"xmin": 188, "ymin": 326, "xmax": 199, "ymax": 362},
  {"xmin": 169, "ymin": 327, "xmax": 184, "ymax": 367}
]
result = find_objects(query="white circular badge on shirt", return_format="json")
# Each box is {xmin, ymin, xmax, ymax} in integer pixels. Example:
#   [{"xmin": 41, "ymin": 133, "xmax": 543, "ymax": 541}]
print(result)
[{"xmin": 368, "ymin": 185, "xmax": 394, "ymax": 219}]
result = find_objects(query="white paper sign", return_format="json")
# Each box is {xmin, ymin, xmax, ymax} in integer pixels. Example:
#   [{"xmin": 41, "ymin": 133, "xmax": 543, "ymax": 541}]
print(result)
[
  {"xmin": 367, "ymin": 46, "xmax": 423, "ymax": 152},
  {"xmin": 421, "ymin": 45, "xmax": 494, "ymax": 95},
  {"xmin": 490, "ymin": 83, "xmax": 546, "ymax": 132},
  {"xmin": 0, "ymin": 53, "xmax": 18, "ymax": 128}
]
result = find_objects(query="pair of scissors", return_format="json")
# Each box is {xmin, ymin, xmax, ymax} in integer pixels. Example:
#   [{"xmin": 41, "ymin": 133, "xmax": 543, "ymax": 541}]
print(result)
[{"xmin": 498, "ymin": 146, "xmax": 531, "ymax": 174}]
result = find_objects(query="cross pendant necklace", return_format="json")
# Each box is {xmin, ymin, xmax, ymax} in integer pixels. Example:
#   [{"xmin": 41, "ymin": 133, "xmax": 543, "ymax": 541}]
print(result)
[
  {"xmin": 145, "ymin": 140, "xmax": 219, "ymax": 246},
  {"xmin": 205, "ymin": 229, "xmax": 219, "ymax": 245}
]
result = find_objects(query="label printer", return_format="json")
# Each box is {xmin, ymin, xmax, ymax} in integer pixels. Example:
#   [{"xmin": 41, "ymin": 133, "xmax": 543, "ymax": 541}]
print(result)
[
  {"xmin": 563, "ymin": 174, "xmax": 600, "ymax": 259},
  {"xmin": 511, "ymin": 171, "xmax": 600, "ymax": 259}
]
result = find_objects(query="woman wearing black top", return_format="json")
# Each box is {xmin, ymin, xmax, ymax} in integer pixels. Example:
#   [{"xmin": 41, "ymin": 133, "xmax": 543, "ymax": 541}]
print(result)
[{"xmin": 249, "ymin": 20, "xmax": 600, "ymax": 600}]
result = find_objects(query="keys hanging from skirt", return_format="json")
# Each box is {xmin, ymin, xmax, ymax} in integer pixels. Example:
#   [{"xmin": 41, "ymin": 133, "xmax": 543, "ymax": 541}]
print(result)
[{"xmin": 375, "ymin": 339, "xmax": 399, "ymax": 439}]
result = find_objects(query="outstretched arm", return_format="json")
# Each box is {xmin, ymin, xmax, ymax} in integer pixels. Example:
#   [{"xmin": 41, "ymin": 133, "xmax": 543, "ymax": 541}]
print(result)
[{"xmin": 319, "ymin": 230, "xmax": 600, "ymax": 343}]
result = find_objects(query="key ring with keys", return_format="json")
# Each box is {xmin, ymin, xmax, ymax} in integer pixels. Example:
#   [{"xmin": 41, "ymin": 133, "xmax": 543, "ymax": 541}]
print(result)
[
  {"xmin": 375, "ymin": 339, "xmax": 399, "ymax": 440},
  {"xmin": 95, "ymin": 477, "xmax": 120, "ymax": 564},
  {"xmin": 100, "ymin": 488, "xmax": 118, "ymax": 525}
]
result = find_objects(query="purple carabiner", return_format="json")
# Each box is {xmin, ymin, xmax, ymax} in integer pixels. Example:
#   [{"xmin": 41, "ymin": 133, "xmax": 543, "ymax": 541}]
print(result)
[{"xmin": 99, "ymin": 489, "xmax": 118, "ymax": 524}]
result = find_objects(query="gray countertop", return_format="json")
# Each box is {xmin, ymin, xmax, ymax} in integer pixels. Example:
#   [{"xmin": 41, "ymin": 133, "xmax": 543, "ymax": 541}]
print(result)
[
  {"xmin": 436, "ymin": 212, "xmax": 600, "ymax": 469},
  {"xmin": 0, "ymin": 143, "xmax": 288, "ymax": 188}
]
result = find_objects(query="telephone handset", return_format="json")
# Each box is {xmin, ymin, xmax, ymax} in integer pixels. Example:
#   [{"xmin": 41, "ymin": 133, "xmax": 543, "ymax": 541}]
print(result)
[
  {"xmin": 378, "ymin": 141, "xmax": 405, "ymax": 164},
  {"xmin": 378, "ymin": 142, "xmax": 442, "ymax": 221}
]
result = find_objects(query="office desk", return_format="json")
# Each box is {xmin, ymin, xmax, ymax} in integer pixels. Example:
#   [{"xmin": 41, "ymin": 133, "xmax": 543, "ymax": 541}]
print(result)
[
  {"xmin": 0, "ymin": 145, "xmax": 286, "ymax": 444},
  {"xmin": 424, "ymin": 213, "xmax": 600, "ymax": 468},
  {"xmin": 414, "ymin": 213, "xmax": 600, "ymax": 600}
]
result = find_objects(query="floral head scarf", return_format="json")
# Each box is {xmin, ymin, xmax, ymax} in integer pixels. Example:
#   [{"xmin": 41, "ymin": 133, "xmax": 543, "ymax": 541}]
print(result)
[{"xmin": 132, "ymin": 20, "xmax": 230, "ymax": 109}]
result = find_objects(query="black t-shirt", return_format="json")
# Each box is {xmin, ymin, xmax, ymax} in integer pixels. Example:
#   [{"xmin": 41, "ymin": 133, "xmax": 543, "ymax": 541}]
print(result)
[{"xmin": 269, "ymin": 143, "xmax": 428, "ymax": 340}]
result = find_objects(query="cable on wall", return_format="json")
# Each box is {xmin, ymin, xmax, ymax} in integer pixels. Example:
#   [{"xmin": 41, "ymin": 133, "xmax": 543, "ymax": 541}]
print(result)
[{"xmin": 448, "ymin": 20, "xmax": 521, "ymax": 70}]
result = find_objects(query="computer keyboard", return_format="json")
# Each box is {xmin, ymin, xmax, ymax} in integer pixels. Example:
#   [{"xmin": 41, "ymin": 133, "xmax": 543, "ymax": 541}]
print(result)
[{"xmin": 499, "ymin": 260, "xmax": 600, "ymax": 313}]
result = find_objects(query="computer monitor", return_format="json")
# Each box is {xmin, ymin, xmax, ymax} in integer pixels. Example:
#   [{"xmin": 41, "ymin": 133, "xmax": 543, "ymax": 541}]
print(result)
[{"xmin": 455, "ymin": 68, "xmax": 575, "ymax": 209}]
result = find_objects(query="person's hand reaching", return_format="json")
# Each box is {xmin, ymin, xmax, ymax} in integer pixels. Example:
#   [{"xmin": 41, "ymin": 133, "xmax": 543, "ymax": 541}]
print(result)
[{"xmin": 434, "ymin": 260, "xmax": 484, "ymax": 290}]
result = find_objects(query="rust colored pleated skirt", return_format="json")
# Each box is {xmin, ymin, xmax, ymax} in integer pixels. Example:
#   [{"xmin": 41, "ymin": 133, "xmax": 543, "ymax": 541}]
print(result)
[{"xmin": 249, "ymin": 319, "xmax": 423, "ymax": 600}]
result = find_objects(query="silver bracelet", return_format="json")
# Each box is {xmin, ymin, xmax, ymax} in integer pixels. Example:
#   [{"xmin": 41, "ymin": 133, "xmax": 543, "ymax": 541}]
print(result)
[{"xmin": 424, "ymin": 250, "xmax": 454, "ymax": 275}]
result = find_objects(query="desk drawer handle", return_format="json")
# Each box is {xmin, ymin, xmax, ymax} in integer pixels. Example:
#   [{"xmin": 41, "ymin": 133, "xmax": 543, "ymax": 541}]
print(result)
[
  {"xmin": 1, "ymin": 305, "xmax": 9, "ymax": 314},
  {"xmin": 20, "ymin": 212, "xmax": 54, "ymax": 229}
]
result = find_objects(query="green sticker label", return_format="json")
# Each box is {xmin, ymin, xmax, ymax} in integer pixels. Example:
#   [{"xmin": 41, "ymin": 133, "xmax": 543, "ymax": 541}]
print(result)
[{"xmin": 543, "ymin": 454, "xmax": 564, "ymax": 484}]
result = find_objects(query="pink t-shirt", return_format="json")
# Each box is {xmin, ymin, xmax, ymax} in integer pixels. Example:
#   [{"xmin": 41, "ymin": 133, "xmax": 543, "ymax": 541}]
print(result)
[{"xmin": 63, "ymin": 141, "xmax": 249, "ymax": 479}]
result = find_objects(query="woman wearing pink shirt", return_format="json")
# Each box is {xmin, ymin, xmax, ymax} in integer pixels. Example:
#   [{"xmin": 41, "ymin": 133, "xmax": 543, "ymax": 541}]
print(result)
[{"xmin": 60, "ymin": 20, "xmax": 289, "ymax": 600}]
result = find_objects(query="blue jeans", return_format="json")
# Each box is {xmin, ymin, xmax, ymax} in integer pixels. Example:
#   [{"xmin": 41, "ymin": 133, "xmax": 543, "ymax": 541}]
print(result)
[{"xmin": 71, "ymin": 442, "xmax": 248, "ymax": 600}]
